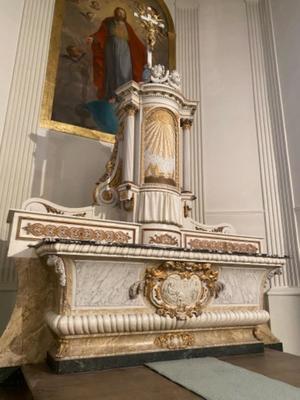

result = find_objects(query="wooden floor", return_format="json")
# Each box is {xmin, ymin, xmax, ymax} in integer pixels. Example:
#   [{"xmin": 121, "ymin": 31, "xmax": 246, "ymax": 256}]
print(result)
[
  {"xmin": 1, "ymin": 349, "xmax": 299, "ymax": 400},
  {"xmin": 220, "ymin": 348, "xmax": 300, "ymax": 388}
]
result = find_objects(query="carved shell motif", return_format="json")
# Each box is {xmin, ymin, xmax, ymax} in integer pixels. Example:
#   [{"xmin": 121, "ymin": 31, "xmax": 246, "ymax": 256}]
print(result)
[
  {"xmin": 144, "ymin": 109, "xmax": 177, "ymax": 186},
  {"xmin": 145, "ymin": 109, "xmax": 176, "ymax": 159}
]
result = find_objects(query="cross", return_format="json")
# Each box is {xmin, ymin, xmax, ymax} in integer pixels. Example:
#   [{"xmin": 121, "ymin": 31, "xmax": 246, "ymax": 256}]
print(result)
[{"xmin": 134, "ymin": 6, "xmax": 165, "ymax": 68}]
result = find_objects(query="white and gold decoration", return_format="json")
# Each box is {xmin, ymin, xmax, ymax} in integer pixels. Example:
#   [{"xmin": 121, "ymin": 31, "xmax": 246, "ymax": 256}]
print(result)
[
  {"xmin": 142, "ymin": 261, "xmax": 223, "ymax": 320},
  {"xmin": 1, "ymin": 5, "xmax": 286, "ymax": 370},
  {"xmin": 144, "ymin": 108, "xmax": 178, "ymax": 187}
]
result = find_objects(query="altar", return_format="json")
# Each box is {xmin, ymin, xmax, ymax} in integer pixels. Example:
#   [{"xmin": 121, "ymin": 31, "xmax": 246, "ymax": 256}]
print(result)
[
  {"xmin": 2, "ymin": 3, "xmax": 285, "ymax": 374},
  {"xmin": 7, "ymin": 205, "xmax": 284, "ymax": 372}
]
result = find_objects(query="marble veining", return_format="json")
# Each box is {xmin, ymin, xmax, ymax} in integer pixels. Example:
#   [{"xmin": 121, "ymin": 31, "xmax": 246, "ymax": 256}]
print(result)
[
  {"xmin": 213, "ymin": 267, "xmax": 265, "ymax": 305},
  {"xmin": 74, "ymin": 261, "xmax": 145, "ymax": 307}
]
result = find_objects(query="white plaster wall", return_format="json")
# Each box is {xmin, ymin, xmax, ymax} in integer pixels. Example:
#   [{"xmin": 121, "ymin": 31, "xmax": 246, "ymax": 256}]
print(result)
[
  {"xmin": 199, "ymin": 0, "xmax": 265, "ymax": 238},
  {"xmin": 32, "ymin": 129, "xmax": 111, "ymax": 207},
  {"xmin": 0, "ymin": 0, "xmax": 111, "ymax": 335},
  {"xmin": 268, "ymin": 288, "xmax": 300, "ymax": 356}
]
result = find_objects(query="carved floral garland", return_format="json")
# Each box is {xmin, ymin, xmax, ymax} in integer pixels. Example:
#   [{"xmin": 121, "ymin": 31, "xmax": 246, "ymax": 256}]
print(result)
[
  {"xmin": 24, "ymin": 223, "xmax": 131, "ymax": 243},
  {"xmin": 188, "ymin": 239, "xmax": 258, "ymax": 254},
  {"xmin": 154, "ymin": 332, "xmax": 195, "ymax": 350},
  {"xmin": 149, "ymin": 234, "xmax": 178, "ymax": 246}
]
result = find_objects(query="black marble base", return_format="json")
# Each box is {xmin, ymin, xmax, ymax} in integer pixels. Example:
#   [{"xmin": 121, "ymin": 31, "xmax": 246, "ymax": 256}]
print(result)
[
  {"xmin": 0, "ymin": 366, "xmax": 24, "ymax": 386},
  {"xmin": 265, "ymin": 342, "xmax": 283, "ymax": 352},
  {"xmin": 47, "ymin": 342, "xmax": 265, "ymax": 374}
]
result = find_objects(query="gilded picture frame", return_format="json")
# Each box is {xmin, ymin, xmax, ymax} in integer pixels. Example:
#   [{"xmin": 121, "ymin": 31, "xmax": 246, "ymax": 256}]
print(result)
[{"xmin": 40, "ymin": 0, "xmax": 175, "ymax": 144}]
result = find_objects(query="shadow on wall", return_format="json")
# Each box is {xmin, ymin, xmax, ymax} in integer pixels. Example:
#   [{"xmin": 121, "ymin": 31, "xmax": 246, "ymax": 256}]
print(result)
[
  {"xmin": 0, "ymin": 290, "xmax": 16, "ymax": 336},
  {"xmin": 0, "ymin": 130, "xmax": 112, "ymax": 337},
  {"xmin": 29, "ymin": 129, "xmax": 113, "ymax": 207},
  {"xmin": 0, "ymin": 242, "xmax": 17, "ymax": 337}
]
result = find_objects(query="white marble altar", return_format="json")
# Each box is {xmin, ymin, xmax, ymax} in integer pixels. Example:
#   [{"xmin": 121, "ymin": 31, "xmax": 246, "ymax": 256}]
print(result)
[{"xmin": 2, "ymin": 10, "xmax": 285, "ymax": 370}]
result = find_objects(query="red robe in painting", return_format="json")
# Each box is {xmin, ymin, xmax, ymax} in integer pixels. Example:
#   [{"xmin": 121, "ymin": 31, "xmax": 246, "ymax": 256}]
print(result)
[{"xmin": 91, "ymin": 17, "xmax": 146, "ymax": 99}]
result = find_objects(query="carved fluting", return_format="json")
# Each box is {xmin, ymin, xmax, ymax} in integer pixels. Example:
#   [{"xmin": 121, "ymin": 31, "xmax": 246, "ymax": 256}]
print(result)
[
  {"xmin": 176, "ymin": 5, "xmax": 204, "ymax": 221},
  {"xmin": 122, "ymin": 103, "xmax": 136, "ymax": 183},
  {"xmin": 0, "ymin": 0, "xmax": 54, "ymax": 287},
  {"xmin": 251, "ymin": 0, "xmax": 300, "ymax": 287},
  {"xmin": 24, "ymin": 223, "xmax": 131, "ymax": 243},
  {"xmin": 245, "ymin": 0, "xmax": 285, "ymax": 272},
  {"xmin": 45, "ymin": 310, "xmax": 270, "ymax": 337},
  {"xmin": 188, "ymin": 239, "xmax": 258, "ymax": 255},
  {"xmin": 154, "ymin": 333, "xmax": 195, "ymax": 350},
  {"xmin": 143, "ymin": 261, "xmax": 223, "ymax": 320},
  {"xmin": 46, "ymin": 255, "xmax": 66, "ymax": 287},
  {"xmin": 34, "ymin": 243, "xmax": 286, "ymax": 267},
  {"xmin": 181, "ymin": 117, "xmax": 192, "ymax": 192},
  {"xmin": 149, "ymin": 234, "xmax": 179, "ymax": 246}
]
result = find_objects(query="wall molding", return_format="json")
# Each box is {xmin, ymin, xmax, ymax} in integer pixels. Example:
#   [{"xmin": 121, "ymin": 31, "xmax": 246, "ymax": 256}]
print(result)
[
  {"xmin": 0, "ymin": 284, "xmax": 17, "ymax": 292},
  {"xmin": 0, "ymin": 0, "xmax": 55, "ymax": 286},
  {"xmin": 176, "ymin": 3, "xmax": 204, "ymax": 223},
  {"xmin": 244, "ymin": 0, "xmax": 300, "ymax": 288},
  {"xmin": 206, "ymin": 210, "xmax": 264, "ymax": 216},
  {"xmin": 261, "ymin": 0, "xmax": 300, "ymax": 287},
  {"xmin": 268, "ymin": 287, "xmax": 300, "ymax": 296},
  {"xmin": 245, "ymin": 0, "xmax": 284, "ymax": 261}
]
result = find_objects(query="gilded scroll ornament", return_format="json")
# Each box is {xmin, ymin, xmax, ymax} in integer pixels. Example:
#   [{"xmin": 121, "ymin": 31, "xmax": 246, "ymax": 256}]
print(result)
[
  {"xmin": 94, "ymin": 128, "xmax": 123, "ymax": 206},
  {"xmin": 143, "ymin": 261, "xmax": 224, "ymax": 320},
  {"xmin": 149, "ymin": 234, "xmax": 178, "ymax": 246},
  {"xmin": 24, "ymin": 223, "xmax": 131, "ymax": 243},
  {"xmin": 154, "ymin": 332, "xmax": 195, "ymax": 350}
]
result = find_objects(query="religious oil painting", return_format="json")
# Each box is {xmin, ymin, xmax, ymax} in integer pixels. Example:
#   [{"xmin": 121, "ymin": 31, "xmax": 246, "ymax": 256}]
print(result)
[{"xmin": 41, "ymin": 0, "xmax": 175, "ymax": 143}]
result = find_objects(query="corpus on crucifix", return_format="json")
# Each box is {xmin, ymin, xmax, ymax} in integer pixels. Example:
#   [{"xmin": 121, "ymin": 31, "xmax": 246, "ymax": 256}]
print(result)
[{"xmin": 134, "ymin": 5, "xmax": 166, "ymax": 68}]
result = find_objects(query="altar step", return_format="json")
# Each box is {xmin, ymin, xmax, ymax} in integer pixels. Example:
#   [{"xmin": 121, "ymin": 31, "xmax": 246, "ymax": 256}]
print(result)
[
  {"xmin": 18, "ymin": 350, "xmax": 300, "ymax": 399},
  {"xmin": 21, "ymin": 363, "xmax": 202, "ymax": 400}
]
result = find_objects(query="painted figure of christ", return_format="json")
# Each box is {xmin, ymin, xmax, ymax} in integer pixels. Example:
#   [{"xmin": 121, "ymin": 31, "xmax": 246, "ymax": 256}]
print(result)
[{"xmin": 88, "ymin": 7, "xmax": 146, "ymax": 102}]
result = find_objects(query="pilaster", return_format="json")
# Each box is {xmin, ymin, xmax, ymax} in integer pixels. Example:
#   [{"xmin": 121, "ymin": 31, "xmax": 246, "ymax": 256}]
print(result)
[
  {"xmin": 122, "ymin": 105, "xmax": 138, "ymax": 184},
  {"xmin": 0, "ymin": 0, "xmax": 55, "ymax": 289},
  {"xmin": 176, "ymin": 3, "xmax": 204, "ymax": 222},
  {"xmin": 245, "ymin": 0, "xmax": 300, "ymax": 288},
  {"xmin": 245, "ymin": 0, "xmax": 283, "ymax": 286},
  {"xmin": 180, "ymin": 119, "xmax": 193, "ymax": 193}
]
